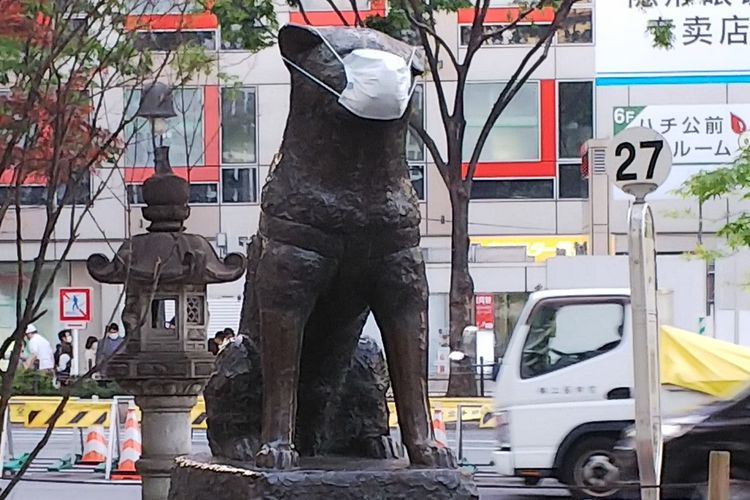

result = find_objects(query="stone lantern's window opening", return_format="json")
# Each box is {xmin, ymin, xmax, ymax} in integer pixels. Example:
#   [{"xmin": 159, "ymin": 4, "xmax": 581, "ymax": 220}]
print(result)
[{"xmin": 151, "ymin": 298, "xmax": 178, "ymax": 330}]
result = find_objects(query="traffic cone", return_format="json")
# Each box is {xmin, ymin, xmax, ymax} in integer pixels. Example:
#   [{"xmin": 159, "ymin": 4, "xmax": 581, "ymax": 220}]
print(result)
[
  {"xmin": 432, "ymin": 407, "xmax": 448, "ymax": 448},
  {"xmin": 111, "ymin": 403, "xmax": 141, "ymax": 480},
  {"xmin": 79, "ymin": 425, "xmax": 108, "ymax": 465}
]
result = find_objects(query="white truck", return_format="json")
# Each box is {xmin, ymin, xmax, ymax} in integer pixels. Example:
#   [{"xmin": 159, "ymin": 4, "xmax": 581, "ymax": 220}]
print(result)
[{"xmin": 491, "ymin": 288, "xmax": 717, "ymax": 499}]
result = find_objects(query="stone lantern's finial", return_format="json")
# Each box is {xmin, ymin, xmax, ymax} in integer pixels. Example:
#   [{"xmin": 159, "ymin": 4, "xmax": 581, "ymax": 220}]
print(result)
[{"xmin": 141, "ymin": 146, "xmax": 190, "ymax": 233}]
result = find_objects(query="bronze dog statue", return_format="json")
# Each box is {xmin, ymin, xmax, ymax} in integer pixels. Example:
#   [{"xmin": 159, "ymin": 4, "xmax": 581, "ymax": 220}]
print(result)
[{"xmin": 249, "ymin": 24, "xmax": 455, "ymax": 470}]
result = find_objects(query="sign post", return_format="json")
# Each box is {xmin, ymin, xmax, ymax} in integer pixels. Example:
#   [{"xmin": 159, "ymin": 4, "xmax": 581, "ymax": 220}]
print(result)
[
  {"xmin": 58, "ymin": 287, "xmax": 91, "ymax": 376},
  {"xmin": 606, "ymin": 127, "xmax": 673, "ymax": 500}
]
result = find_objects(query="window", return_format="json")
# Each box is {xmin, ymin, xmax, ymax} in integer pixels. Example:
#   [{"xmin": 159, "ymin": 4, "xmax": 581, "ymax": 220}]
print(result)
[
  {"xmin": 135, "ymin": 31, "xmax": 216, "ymax": 51},
  {"xmin": 125, "ymin": 88, "xmax": 204, "ymax": 168},
  {"xmin": 458, "ymin": 6, "xmax": 593, "ymax": 46},
  {"xmin": 0, "ymin": 186, "xmax": 47, "ymax": 206},
  {"xmin": 220, "ymin": 87, "xmax": 257, "ymax": 204},
  {"xmin": 296, "ymin": 0, "xmax": 369, "ymax": 11},
  {"xmin": 409, "ymin": 166, "xmax": 425, "ymax": 200},
  {"xmin": 221, "ymin": 167, "xmax": 256, "ymax": 203},
  {"xmin": 126, "ymin": 184, "xmax": 146, "ymax": 205},
  {"xmin": 128, "ymin": 182, "xmax": 217, "ymax": 204},
  {"xmin": 471, "ymin": 179, "xmax": 553, "ymax": 200},
  {"xmin": 558, "ymin": 82, "xmax": 592, "ymax": 159},
  {"xmin": 221, "ymin": 88, "xmax": 256, "ymax": 164},
  {"xmin": 460, "ymin": 24, "xmax": 546, "ymax": 46},
  {"xmin": 521, "ymin": 301, "xmax": 625, "ymax": 379},
  {"xmin": 408, "ymin": 83, "xmax": 425, "ymax": 201},
  {"xmin": 56, "ymin": 171, "xmax": 92, "ymax": 205},
  {"xmin": 0, "ymin": 173, "xmax": 91, "ymax": 206},
  {"xmin": 558, "ymin": 81, "xmax": 592, "ymax": 199},
  {"xmin": 556, "ymin": 8, "xmax": 593, "ymax": 44},
  {"xmin": 558, "ymin": 163, "xmax": 588, "ymax": 199},
  {"xmin": 463, "ymin": 82, "xmax": 539, "ymax": 162},
  {"xmin": 189, "ymin": 183, "xmax": 218, "ymax": 204}
]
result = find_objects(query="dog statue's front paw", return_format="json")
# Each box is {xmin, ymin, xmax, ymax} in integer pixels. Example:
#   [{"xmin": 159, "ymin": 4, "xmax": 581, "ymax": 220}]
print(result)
[{"xmin": 255, "ymin": 442, "xmax": 299, "ymax": 470}]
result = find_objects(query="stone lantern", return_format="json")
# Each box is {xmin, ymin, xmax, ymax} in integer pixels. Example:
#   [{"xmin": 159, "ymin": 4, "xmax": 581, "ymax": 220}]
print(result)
[{"xmin": 86, "ymin": 83, "xmax": 246, "ymax": 500}]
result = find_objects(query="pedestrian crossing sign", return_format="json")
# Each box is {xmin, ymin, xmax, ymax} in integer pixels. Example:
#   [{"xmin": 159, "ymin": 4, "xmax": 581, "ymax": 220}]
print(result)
[{"xmin": 58, "ymin": 287, "xmax": 91, "ymax": 323}]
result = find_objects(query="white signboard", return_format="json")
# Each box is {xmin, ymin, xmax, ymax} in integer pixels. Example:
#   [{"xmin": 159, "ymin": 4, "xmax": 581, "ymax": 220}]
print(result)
[
  {"xmin": 596, "ymin": 1, "xmax": 750, "ymax": 79},
  {"xmin": 613, "ymin": 105, "xmax": 750, "ymax": 199},
  {"xmin": 615, "ymin": 104, "xmax": 750, "ymax": 164}
]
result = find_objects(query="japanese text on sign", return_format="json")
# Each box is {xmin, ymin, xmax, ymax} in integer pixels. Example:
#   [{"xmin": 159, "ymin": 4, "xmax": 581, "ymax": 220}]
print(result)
[
  {"xmin": 630, "ymin": 1, "xmax": 750, "ymax": 47},
  {"xmin": 596, "ymin": 1, "xmax": 750, "ymax": 78},
  {"xmin": 613, "ymin": 105, "xmax": 750, "ymax": 164}
]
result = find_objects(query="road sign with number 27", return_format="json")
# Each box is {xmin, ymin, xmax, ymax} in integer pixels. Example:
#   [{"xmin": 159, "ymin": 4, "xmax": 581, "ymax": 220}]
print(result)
[{"xmin": 605, "ymin": 127, "xmax": 673, "ymax": 198}]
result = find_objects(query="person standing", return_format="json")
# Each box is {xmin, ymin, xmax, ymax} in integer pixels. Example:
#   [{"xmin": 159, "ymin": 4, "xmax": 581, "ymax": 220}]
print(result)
[
  {"xmin": 23, "ymin": 324, "xmax": 54, "ymax": 373},
  {"xmin": 84, "ymin": 336, "xmax": 98, "ymax": 373},
  {"xmin": 96, "ymin": 323, "xmax": 124, "ymax": 379},
  {"xmin": 54, "ymin": 329, "xmax": 74, "ymax": 386}
]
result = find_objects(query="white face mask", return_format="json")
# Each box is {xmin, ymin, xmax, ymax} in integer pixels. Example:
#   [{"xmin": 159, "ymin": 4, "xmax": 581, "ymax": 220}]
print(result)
[{"xmin": 283, "ymin": 31, "xmax": 417, "ymax": 121}]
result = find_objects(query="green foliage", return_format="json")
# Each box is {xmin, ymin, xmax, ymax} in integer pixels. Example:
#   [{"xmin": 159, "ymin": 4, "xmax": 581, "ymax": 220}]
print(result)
[
  {"xmin": 12, "ymin": 369, "xmax": 123, "ymax": 398},
  {"xmin": 678, "ymin": 148, "xmax": 750, "ymax": 250},
  {"xmin": 208, "ymin": 0, "xmax": 279, "ymax": 52}
]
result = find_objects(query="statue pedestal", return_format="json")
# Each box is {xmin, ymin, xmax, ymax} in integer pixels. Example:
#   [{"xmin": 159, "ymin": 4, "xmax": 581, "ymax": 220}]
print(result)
[{"xmin": 168, "ymin": 454, "xmax": 478, "ymax": 500}]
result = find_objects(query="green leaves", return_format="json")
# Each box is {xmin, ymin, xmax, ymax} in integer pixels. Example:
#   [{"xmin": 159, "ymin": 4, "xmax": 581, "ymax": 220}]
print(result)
[
  {"xmin": 678, "ymin": 148, "xmax": 750, "ymax": 250},
  {"xmin": 208, "ymin": 0, "xmax": 279, "ymax": 52}
]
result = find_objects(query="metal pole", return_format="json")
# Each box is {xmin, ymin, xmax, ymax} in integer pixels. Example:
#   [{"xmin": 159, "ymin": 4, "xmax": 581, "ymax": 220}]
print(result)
[
  {"xmin": 479, "ymin": 357, "xmax": 485, "ymax": 397},
  {"xmin": 456, "ymin": 404, "xmax": 464, "ymax": 462},
  {"xmin": 628, "ymin": 199, "xmax": 662, "ymax": 500},
  {"xmin": 105, "ymin": 399, "xmax": 117, "ymax": 480},
  {"xmin": 0, "ymin": 407, "xmax": 8, "ymax": 469},
  {"xmin": 72, "ymin": 328, "xmax": 80, "ymax": 376}
]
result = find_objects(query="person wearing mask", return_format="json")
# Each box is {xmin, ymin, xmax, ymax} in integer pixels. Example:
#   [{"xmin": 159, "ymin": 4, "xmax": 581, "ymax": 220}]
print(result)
[
  {"xmin": 96, "ymin": 323, "xmax": 124, "ymax": 379},
  {"xmin": 23, "ymin": 324, "xmax": 54, "ymax": 373},
  {"xmin": 54, "ymin": 329, "xmax": 74, "ymax": 386}
]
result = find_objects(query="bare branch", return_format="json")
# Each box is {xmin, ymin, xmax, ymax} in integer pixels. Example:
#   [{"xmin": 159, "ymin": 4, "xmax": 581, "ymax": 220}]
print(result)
[{"xmin": 409, "ymin": 122, "xmax": 448, "ymax": 182}]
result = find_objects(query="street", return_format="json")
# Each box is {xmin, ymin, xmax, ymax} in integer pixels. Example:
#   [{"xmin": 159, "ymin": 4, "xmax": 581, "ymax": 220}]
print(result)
[{"xmin": 0, "ymin": 425, "xmax": 573, "ymax": 499}]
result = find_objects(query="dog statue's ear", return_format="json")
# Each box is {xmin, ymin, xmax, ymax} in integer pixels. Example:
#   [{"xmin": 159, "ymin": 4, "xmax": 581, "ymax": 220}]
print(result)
[{"xmin": 279, "ymin": 24, "xmax": 323, "ymax": 65}]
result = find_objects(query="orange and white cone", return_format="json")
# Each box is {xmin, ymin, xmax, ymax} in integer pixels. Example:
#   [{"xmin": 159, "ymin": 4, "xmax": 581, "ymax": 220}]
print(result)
[
  {"xmin": 79, "ymin": 425, "xmax": 108, "ymax": 464},
  {"xmin": 432, "ymin": 408, "xmax": 448, "ymax": 448},
  {"xmin": 111, "ymin": 403, "xmax": 141, "ymax": 480}
]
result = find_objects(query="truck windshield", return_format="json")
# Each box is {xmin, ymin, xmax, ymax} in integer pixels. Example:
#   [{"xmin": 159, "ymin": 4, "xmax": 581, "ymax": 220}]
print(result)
[{"xmin": 521, "ymin": 301, "xmax": 625, "ymax": 379}]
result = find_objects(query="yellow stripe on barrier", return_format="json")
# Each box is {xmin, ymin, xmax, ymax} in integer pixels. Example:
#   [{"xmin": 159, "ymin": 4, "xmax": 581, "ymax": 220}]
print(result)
[
  {"xmin": 9, "ymin": 397, "xmax": 68, "ymax": 424},
  {"xmin": 24, "ymin": 400, "xmax": 113, "ymax": 428},
  {"xmin": 15, "ymin": 395, "xmax": 494, "ymax": 430},
  {"xmin": 191, "ymin": 399, "xmax": 207, "ymax": 429}
]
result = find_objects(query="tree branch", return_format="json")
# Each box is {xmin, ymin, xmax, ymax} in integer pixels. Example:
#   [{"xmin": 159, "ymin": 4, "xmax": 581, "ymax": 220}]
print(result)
[{"xmin": 409, "ymin": 121, "xmax": 448, "ymax": 182}]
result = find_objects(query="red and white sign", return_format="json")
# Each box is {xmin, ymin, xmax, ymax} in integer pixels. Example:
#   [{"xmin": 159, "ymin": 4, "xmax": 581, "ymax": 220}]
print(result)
[
  {"xmin": 475, "ymin": 294, "xmax": 494, "ymax": 331},
  {"xmin": 58, "ymin": 287, "xmax": 91, "ymax": 324}
]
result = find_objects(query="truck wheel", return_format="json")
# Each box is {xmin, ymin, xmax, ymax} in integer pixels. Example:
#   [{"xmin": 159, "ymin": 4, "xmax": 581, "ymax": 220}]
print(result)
[{"xmin": 560, "ymin": 435, "xmax": 621, "ymax": 499}]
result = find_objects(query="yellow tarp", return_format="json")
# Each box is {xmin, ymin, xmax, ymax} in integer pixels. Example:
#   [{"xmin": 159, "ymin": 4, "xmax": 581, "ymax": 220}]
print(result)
[{"xmin": 660, "ymin": 325, "xmax": 750, "ymax": 398}]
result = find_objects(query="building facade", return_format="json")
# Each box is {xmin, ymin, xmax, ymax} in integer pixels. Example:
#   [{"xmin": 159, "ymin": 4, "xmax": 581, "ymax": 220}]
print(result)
[{"xmin": 4, "ymin": 0, "xmax": 749, "ymax": 378}]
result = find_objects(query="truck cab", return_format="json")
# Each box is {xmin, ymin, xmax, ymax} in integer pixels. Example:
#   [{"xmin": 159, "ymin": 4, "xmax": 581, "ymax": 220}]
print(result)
[{"xmin": 491, "ymin": 288, "xmax": 710, "ymax": 498}]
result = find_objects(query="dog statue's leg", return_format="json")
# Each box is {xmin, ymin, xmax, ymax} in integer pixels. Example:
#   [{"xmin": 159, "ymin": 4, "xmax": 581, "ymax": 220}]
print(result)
[
  {"xmin": 369, "ymin": 247, "xmax": 457, "ymax": 469},
  {"xmin": 254, "ymin": 238, "xmax": 336, "ymax": 470}
]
